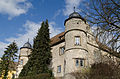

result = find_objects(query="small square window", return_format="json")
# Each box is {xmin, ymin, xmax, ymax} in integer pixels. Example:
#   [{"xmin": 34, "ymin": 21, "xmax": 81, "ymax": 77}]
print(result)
[
  {"xmin": 57, "ymin": 65, "xmax": 61, "ymax": 73},
  {"xmin": 75, "ymin": 36, "xmax": 80, "ymax": 45},
  {"xmin": 59, "ymin": 46, "xmax": 65, "ymax": 55}
]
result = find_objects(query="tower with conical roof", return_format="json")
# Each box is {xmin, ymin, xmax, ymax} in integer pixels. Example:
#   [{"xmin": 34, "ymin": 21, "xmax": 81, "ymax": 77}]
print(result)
[
  {"xmin": 64, "ymin": 8, "xmax": 89, "ymax": 75},
  {"xmin": 16, "ymin": 40, "xmax": 32, "ymax": 78}
]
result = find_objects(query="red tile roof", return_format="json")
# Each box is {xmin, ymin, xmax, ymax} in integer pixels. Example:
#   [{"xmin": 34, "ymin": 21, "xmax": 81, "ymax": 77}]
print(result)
[{"xmin": 50, "ymin": 32, "xmax": 65, "ymax": 46}]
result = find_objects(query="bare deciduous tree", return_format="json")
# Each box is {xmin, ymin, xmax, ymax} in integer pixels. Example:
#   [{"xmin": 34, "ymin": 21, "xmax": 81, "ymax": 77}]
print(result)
[{"xmin": 82, "ymin": 0, "xmax": 120, "ymax": 57}]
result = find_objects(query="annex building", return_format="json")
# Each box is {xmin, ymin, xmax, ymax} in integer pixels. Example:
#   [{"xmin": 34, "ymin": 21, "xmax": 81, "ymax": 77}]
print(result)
[{"xmin": 16, "ymin": 11, "xmax": 118, "ymax": 78}]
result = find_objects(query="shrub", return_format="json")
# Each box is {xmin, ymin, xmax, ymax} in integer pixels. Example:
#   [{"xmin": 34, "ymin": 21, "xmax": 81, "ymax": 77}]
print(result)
[
  {"xmin": 72, "ymin": 62, "xmax": 120, "ymax": 79},
  {"xmin": 17, "ymin": 73, "xmax": 54, "ymax": 79},
  {"xmin": 89, "ymin": 62, "xmax": 120, "ymax": 79}
]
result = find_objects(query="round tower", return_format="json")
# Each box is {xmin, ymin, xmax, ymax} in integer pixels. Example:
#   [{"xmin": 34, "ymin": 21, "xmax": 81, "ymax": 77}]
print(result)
[
  {"xmin": 19, "ymin": 41, "xmax": 32, "ymax": 65},
  {"xmin": 16, "ymin": 40, "xmax": 32, "ymax": 78},
  {"xmin": 64, "ymin": 11, "xmax": 89, "ymax": 74}
]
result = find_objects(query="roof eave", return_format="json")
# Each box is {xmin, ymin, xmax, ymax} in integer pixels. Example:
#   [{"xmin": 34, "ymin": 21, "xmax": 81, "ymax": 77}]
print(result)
[{"xmin": 64, "ymin": 17, "xmax": 86, "ymax": 26}]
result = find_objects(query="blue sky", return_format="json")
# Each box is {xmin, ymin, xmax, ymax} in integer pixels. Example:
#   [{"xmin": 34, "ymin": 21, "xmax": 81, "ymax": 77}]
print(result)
[{"xmin": 0, "ymin": 0, "xmax": 87, "ymax": 57}]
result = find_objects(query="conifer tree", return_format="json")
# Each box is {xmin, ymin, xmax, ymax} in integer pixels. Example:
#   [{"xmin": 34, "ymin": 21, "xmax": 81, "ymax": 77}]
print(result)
[
  {"xmin": 19, "ymin": 20, "xmax": 52, "ymax": 77},
  {"xmin": 0, "ymin": 59, "xmax": 2, "ymax": 77},
  {"xmin": 1, "ymin": 42, "xmax": 18, "ymax": 79}
]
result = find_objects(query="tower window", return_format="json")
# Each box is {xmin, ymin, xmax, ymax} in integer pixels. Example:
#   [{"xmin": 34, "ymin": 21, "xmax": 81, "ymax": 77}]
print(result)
[
  {"xmin": 59, "ymin": 46, "xmax": 65, "ymax": 55},
  {"xmin": 80, "ymin": 59, "xmax": 84, "ymax": 66},
  {"xmin": 75, "ymin": 58, "xmax": 85, "ymax": 67},
  {"xmin": 76, "ymin": 59, "xmax": 79, "ymax": 66},
  {"xmin": 20, "ymin": 59, "xmax": 23, "ymax": 65},
  {"xmin": 57, "ymin": 65, "xmax": 61, "ymax": 73},
  {"xmin": 75, "ymin": 36, "xmax": 81, "ymax": 45}
]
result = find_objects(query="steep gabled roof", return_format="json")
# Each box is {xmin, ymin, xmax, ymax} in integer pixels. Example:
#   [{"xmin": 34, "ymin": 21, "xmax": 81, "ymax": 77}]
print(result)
[{"xmin": 50, "ymin": 32, "xmax": 65, "ymax": 46}]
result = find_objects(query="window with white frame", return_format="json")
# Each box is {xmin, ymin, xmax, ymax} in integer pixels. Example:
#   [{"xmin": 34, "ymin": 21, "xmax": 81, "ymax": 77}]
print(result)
[
  {"xmin": 75, "ymin": 58, "xmax": 85, "ymax": 67},
  {"xmin": 59, "ymin": 46, "xmax": 65, "ymax": 55},
  {"xmin": 57, "ymin": 65, "xmax": 61, "ymax": 73},
  {"xmin": 75, "ymin": 36, "xmax": 81, "ymax": 45}
]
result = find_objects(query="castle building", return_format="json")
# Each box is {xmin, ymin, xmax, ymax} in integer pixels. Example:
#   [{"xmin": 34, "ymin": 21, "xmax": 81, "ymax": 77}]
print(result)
[
  {"xmin": 16, "ymin": 11, "xmax": 117, "ymax": 78},
  {"xmin": 50, "ymin": 11, "xmax": 117, "ymax": 78}
]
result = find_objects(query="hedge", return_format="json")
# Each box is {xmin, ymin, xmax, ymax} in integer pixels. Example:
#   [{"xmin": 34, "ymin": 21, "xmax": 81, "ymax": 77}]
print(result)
[{"xmin": 16, "ymin": 73, "xmax": 54, "ymax": 79}]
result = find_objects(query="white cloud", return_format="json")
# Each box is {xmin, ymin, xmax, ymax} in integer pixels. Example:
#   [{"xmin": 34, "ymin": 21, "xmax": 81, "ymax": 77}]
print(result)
[
  {"xmin": 0, "ymin": 0, "xmax": 32, "ymax": 19},
  {"xmin": 52, "ymin": 10, "xmax": 61, "ymax": 19},
  {"xmin": 63, "ymin": 0, "xmax": 82, "ymax": 16},
  {"xmin": 0, "ymin": 42, "xmax": 8, "ymax": 57},
  {"xmin": 0, "ymin": 21, "xmax": 62, "ymax": 57},
  {"xmin": 49, "ymin": 22, "xmax": 63, "ymax": 37}
]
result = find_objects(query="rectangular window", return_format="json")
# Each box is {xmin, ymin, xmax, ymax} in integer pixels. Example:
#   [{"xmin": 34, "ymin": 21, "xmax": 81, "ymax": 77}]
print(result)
[
  {"xmin": 59, "ymin": 46, "xmax": 65, "ymax": 55},
  {"xmin": 76, "ymin": 59, "xmax": 79, "ymax": 67},
  {"xmin": 75, "ymin": 58, "xmax": 85, "ymax": 67},
  {"xmin": 80, "ymin": 59, "xmax": 84, "ymax": 67},
  {"xmin": 20, "ymin": 59, "xmax": 23, "ymax": 65},
  {"xmin": 57, "ymin": 65, "xmax": 61, "ymax": 73},
  {"xmin": 75, "ymin": 36, "xmax": 80, "ymax": 45}
]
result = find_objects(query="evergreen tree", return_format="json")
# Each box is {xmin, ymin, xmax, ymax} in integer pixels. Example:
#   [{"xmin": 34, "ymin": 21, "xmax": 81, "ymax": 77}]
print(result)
[
  {"xmin": 0, "ymin": 59, "xmax": 2, "ymax": 77},
  {"xmin": 19, "ymin": 20, "xmax": 52, "ymax": 77},
  {"xmin": 1, "ymin": 42, "xmax": 18, "ymax": 79}
]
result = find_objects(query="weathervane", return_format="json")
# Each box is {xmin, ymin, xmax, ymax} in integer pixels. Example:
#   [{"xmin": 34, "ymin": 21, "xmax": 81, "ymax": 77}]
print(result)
[
  {"xmin": 28, "ymin": 38, "xmax": 29, "ymax": 42},
  {"xmin": 74, "ymin": 6, "xmax": 75, "ymax": 12}
]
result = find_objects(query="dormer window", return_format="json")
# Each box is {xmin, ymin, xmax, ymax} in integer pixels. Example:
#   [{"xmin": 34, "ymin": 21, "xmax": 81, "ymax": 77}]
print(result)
[
  {"xmin": 59, "ymin": 46, "xmax": 65, "ymax": 55},
  {"xmin": 75, "ymin": 36, "xmax": 81, "ymax": 45}
]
